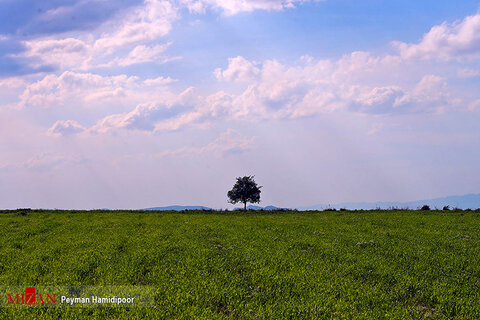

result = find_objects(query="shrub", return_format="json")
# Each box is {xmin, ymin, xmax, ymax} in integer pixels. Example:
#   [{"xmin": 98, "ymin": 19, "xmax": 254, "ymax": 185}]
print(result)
[
  {"xmin": 420, "ymin": 205, "xmax": 430, "ymax": 211},
  {"xmin": 16, "ymin": 208, "xmax": 32, "ymax": 216}
]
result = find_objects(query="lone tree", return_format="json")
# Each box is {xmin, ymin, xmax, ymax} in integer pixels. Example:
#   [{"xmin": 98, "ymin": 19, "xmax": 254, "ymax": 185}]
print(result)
[{"xmin": 227, "ymin": 176, "xmax": 262, "ymax": 210}]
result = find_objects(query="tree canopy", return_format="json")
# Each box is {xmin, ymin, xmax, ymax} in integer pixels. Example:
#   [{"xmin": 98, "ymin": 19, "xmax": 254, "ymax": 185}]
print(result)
[{"xmin": 227, "ymin": 176, "xmax": 262, "ymax": 210}]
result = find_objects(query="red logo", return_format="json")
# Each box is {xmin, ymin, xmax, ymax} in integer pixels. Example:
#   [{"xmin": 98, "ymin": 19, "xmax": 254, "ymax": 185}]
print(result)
[{"xmin": 6, "ymin": 287, "xmax": 56, "ymax": 305}]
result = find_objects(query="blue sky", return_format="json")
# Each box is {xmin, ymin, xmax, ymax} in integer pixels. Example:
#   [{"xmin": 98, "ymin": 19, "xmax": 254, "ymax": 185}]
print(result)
[{"xmin": 1, "ymin": 0, "xmax": 480, "ymax": 209}]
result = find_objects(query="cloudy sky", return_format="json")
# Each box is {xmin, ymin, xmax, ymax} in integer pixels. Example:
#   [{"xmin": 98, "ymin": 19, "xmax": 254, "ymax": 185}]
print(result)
[{"xmin": 1, "ymin": 0, "xmax": 480, "ymax": 209}]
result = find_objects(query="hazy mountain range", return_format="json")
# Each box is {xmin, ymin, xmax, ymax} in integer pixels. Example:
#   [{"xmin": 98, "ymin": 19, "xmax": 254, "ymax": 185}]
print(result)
[
  {"xmin": 298, "ymin": 194, "xmax": 480, "ymax": 210},
  {"xmin": 141, "ymin": 194, "xmax": 480, "ymax": 211},
  {"xmin": 142, "ymin": 205, "xmax": 281, "ymax": 211},
  {"xmin": 142, "ymin": 205, "xmax": 211, "ymax": 211}
]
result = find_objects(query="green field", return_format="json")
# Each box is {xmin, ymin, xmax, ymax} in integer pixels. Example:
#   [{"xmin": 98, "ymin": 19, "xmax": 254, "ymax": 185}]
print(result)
[{"xmin": 1, "ymin": 209, "xmax": 480, "ymax": 319}]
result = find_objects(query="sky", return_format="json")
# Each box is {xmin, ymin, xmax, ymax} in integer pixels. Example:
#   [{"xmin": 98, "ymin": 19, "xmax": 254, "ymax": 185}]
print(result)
[{"xmin": 1, "ymin": 0, "xmax": 480, "ymax": 209}]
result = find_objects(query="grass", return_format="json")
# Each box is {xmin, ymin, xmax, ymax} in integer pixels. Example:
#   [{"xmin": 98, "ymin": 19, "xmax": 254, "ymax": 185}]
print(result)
[{"xmin": 0, "ymin": 209, "xmax": 480, "ymax": 319}]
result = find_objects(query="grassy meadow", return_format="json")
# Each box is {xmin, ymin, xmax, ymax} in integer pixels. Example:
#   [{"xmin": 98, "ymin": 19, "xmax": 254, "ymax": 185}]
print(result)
[{"xmin": 0, "ymin": 209, "xmax": 480, "ymax": 319}]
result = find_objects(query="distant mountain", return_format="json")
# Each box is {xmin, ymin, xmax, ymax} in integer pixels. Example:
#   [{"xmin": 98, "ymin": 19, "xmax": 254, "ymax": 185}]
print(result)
[
  {"xmin": 234, "ymin": 205, "xmax": 282, "ymax": 210},
  {"xmin": 139, "ymin": 194, "xmax": 480, "ymax": 211},
  {"xmin": 142, "ymin": 205, "xmax": 211, "ymax": 211},
  {"xmin": 264, "ymin": 205, "xmax": 280, "ymax": 210},
  {"xmin": 142, "ymin": 204, "xmax": 282, "ymax": 211},
  {"xmin": 298, "ymin": 194, "xmax": 480, "ymax": 210}
]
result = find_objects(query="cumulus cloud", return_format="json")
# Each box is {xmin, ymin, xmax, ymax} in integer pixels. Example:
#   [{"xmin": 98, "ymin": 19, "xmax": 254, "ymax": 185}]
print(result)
[
  {"xmin": 81, "ymin": 53, "xmax": 467, "ymax": 136},
  {"xmin": 143, "ymin": 76, "xmax": 176, "ymax": 86},
  {"xmin": 209, "ymin": 53, "xmax": 468, "ymax": 120},
  {"xmin": 13, "ymin": 9, "xmax": 480, "ymax": 137},
  {"xmin": 94, "ymin": 0, "xmax": 177, "ymax": 52},
  {"xmin": 180, "ymin": 0, "xmax": 322, "ymax": 15},
  {"xmin": 90, "ymin": 87, "xmax": 197, "ymax": 133},
  {"xmin": 87, "ymin": 85, "xmax": 234, "ymax": 135},
  {"xmin": 47, "ymin": 120, "xmax": 86, "ymax": 136},
  {"xmin": 350, "ymin": 75, "xmax": 453, "ymax": 114},
  {"xmin": 7, "ymin": 0, "xmax": 325, "ymax": 74},
  {"xmin": 21, "ymin": 38, "xmax": 92, "ymax": 70},
  {"xmin": 245, "ymin": 56, "xmax": 461, "ymax": 116},
  {"xmin": 391, "ymin": 75, "xmax": 451, "ymax": 114},
  {"xmin": 218, "ymin": 56, "xmax": 370, "ymax": 118},
  {"xmin": 332, "ymin": 51, "xmax": 402, "ymax": 84},
  {"xmin": 19, "ymin": 71, "xmax": 133, "ymax": 108},
  {"xmin": 352, "ymin": 86, "xmax": 405, "ymax": 113},
  {"xmin": 18, "ymin": 71, "xmax": 173, "ymax": 109},
  {"xmin": 393, "ymin": 13, "xmax": 480, "ymax": 61},
  {"xmin": 214, "ymin": 56, "xmax": 260, "ymax": 82},
  {"xmin": 114, "ymin": 43, "xmax": 173, "ymax": 66},
  {"xmin": 18, "ymin": 0, "xmax": 178, "ymax": 71},
  {"xmin": 90, "ymin": 103, "xmax": 168, "ymax": 132}
]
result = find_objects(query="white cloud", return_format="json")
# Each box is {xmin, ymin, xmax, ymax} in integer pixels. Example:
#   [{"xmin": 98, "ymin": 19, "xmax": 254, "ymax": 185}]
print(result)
[
  {"xmin": 353, "ymin": 86, "xmax": 405, "ymax": 113},
  {"xmin": 332, "ymin": 51, "xmax": 402, "ymax": 84},
  {"xmin": 18, "ymin": 71, "xmax": 173, "ymax": 109},
  {"xmin": 15, "ymin": 0, "xmax": 325, "ymax": 72},
  {"xmin": 13, "ymin": 0, "xmax": 326, "ymax": 73},
  {"xmin": 153, "ymin": 110, "xmax": 204, "ymax": 132},
  {"xmin": 94, "ymin": 0, "xmax": 177, "ymax": 52},
  {"xmin": 47, "ymin": 120, "xmax": 86, "ymax": 136},
  {"xmin": 19, "ymin": 0, "xmax": 178, "ymax": 71},
  {"xmin": 394, "ymin": 13, "xmax": 480, "ymax": 61},
  {"xmin": 89, "ymin": 87, "xmax": 197, "ymax": 133},
  {"xmin": 93, "ymin": 102, "xmax": 166, "ymax": 132},
  {"xmin": 214, "ymin": 56, "xmax": 260, "ymax": 82},
  {"xmin": 12, "ymin": 0, "xmax": 328, "ymax": 73},
  {"xmin": 17, "ymin": 9, "xmax": 480, "ymax": 137},
  {"xmin": 209, "ymin": 54, "xmax": 468, "ymax": 120},
  {"xmin": 180, "ymin": 0, "xmax": 322, "ymax": 15},
  {"xmin": 83, "ymin": 53, "xmax": 466, "ymax": 135},
  {"xmin": 203, "ymin": 91, "xmax": 234, "ymax": 117},
  {"xmin": 394, "ymin": 75, "xmax": 450, "ymax": 111},
  {"xmin": 114, "ymin": 43, "xmax": 172, "ymax": 66},
  {"xmin": 143, "ymin": 76, "xmax": 176, "ymax": 86},
  {"xmin": 239, "ymin": 56, "xmax": 461, "ymax": 117},
  {"xmin": 21, "ymin": 38, "xmax": 91, "ymax": 70},
  {"xmin": 19, "ymin": 72, "xmax": 134, "ymax": 108}
]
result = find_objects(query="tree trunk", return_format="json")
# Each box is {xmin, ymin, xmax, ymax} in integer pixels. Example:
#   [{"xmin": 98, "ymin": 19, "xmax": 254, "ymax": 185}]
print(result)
[{"xmin": 244, "ymin": 201, "xmax": 247, "ymax": 210}]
